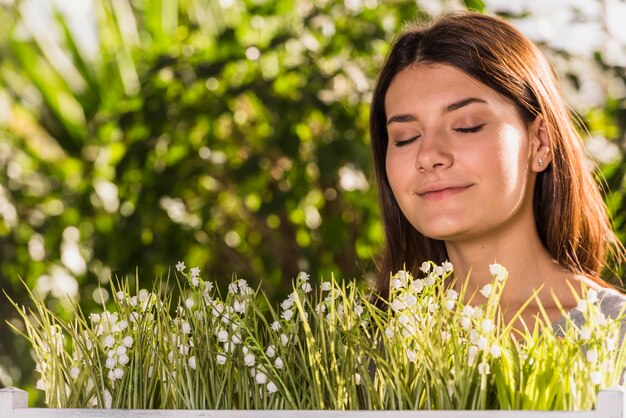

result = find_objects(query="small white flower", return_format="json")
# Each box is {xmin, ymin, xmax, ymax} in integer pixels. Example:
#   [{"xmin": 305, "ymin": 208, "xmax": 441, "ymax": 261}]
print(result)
[
  {"xmin": 461, "ymin": 316, "xmax": 472, "ymax": 330},
  {"xmin": 397, "ymin": 314, "xmax": 410, "ymax": 327},
  {"xmin": 129, "ymin": 296, "xmax": 138, "ymax": 307},
  {"xmin": 103, "ymin": 335, "xmax": 115, "ymax": 347},
  {"xmin": 405, "ymin": 349, "xmax": 417, "ymax": 363},
  {"xmin": 477, "ymin": 336, "xmax": 488, "ymax": 351},
  {"xmin": 275, "ymin": 357, "xmax": 284, "ymax": 369},
  {"xmin": 489, "ymin": 263, "xmax": 507, "ymax": 281},
  {"xmin": 424, "ymin": 274, "xmax": 436, "ymax": 286},
  {"xmin": 478, "ymin": 361, "xmax": 490, "ymax": 375},
  {"xmin": 391, "ymin": 278, "xmax": 403, "ymax": 290},
  {"xmin": 420, "ymin": 262, "xmax": 431, "ymax": 273},
  {"xmin": 396, "ymin": 270, "xmax": 410, "ymax": 284},
  {"xmin": 176, "ymin": 261, "xmax": 186, "ymax": 272},
  {"xmin": 301, "ymin": 282, "xmax": 312, "ymax": 293},
  {"xmin": 405, "ymin": 294, "xmax": 417, "ymax": 307},
  {"xmin": 587, "ymin": 349, "xmax": 598, "ymax": 364},
  {"xmin": 90, "ymin": 313, "xmax": 101, "ymax": 323},
  {"xmin": 385, "ymin": 327, "xmax": 394, "ymax": 339},
  {"xmin": 116, "ymin": 291, "xmax": 125, "ymax": 301},
  {"xmin": 480, "ymin": 284, "xmax": 492, "ymax": 298},
  {"xmin": 70, "ymin": 367, "xmax": 80, "ymax": 380},
  {"xmin": 118, "ymin": 320, "xmax": 128, "ymax": 331},
  {"xmin": 216, "ymin": 354, "xmax": 227, "ymax": 365},
  {"xmin": 267, "ymin": 381, "xmax": 278, "ymax": 394},
  {"xmin": 266, "ymin": 345, "xmax": 276, "ymax": 358},
  {"xmin": 606, "ymin": 337, "xmax": 617, "ymax": 351},
  {"xmin": 354, "ymin": 303, "xmax": 364, "ymax": 316},
  {"xmin": 468, "ymin": 345, "xmax": 479, "ymax": 360},
  {"xmin": 217, "ymin": 330, "xmax": 229, "ymax": 342},
  {"xmin": 442, "ymin": 261, "xmax": 454, "ymax": 273},
  {"xmin": 280, "ymin": 333, "xmax": 289, "ymax": 346},
  {"xmin": 185, "ymin": 298, "xmax": 194, "ymax": 309},
  {"xmin": 412, "ymin": 279, "xmax": 424, "ymax": 293},
  {"xmin": 434, "ymin": 266, "xmax": 444, "ymax": 276},
  {"xmin": 592, "ymin": 311, "xmax": 607, "ymax": 326},
  {"xmin": 281, "ymin": 309, "xmax": 294, "ymax": 321},
  {"xmin": 355, "ymin": 373, "xmax": 362, "ymax": 385},
  {"xmin": 231, "ymin": 333, "xmax": 242, "ymax": 345},
  {"xmin": 138, "ymin": 289, "xmax": 149, "ymax": 301},
  {"xmin": 271, "ymin": 321, "xmax": 280, "ymax": 332},
  {"xmin": 228, "ymin": 282, "xmax": 238, "ymax": 293},
  {"xmin": 190, "ymin": 266, "xmax": 200, "ymax": 278},
  {"xmin": 113, "ymin": 368, "xmax": 124, "ymax": 380},
  {"xmin": 118, "ymin": 354, "xmax": 130, "ymax": 366},
  {"xmin": 297, "ymin": 271, "xmax": 310, "ymax": 281},
  {"xmin": 255, "ymin": 371, "xmax": 268, "ymax": 384},
  {"xmin": 244, "ymin": 353, "xmax": 256, "ymax": 367},
  {"xmin": 463, "ymin": 306, "xmax": 475, "ymax": 317},
  {"xmin": 577, "ymin": 299, "xmax": 587, "ymax": 312},
  {"xmin": 445, "ymin": 299, "xmax": 456, "ymax": 310},
  {"xmin": 587, "ymin": 289, "xmax": 598, "ymax": 304},
  {"xmin": 182, "ymin": 321, "xmax": 191, "ymax": 334},
  {"xmin": 233, "ymin": 300, "xmax": 246, "ymax": 313},
  {"xmin": 191, "ymin": 277, "xmax": 199, "ymax": 287},
  {"xmin": 36, "ymin": 379, "xmax": 45, "ymax": 390},
  {"xmin": 489, "ymin": 344, "xmax": 502, "ymax": 358},
  {"xmin": 122, "ymin": 336, "xmax": 134, "ymax": 347},
  {"xmin": 281, "ymin": 298, "xmax": 294, "ymax": 310},
  {"xmin": 482, "ymin": 319, "xmax": 495, "ymax": 333},
  {"xmin": 188, "ymin": 356, "xmax": 197, "ymax": 370},
  {"xmin": 446, "ymin": 289, "xmax": 459, "ymax": 301},
  {"xmin": 590, "ymin": 371, "xmax": 602, "ymax": 385},
  {"xmin": 472, "ymin": 307, "xmax": 484, "ymax": 319},
  {"xmin": 390, "ymin": 299, "xmax": 405, "ymax": 312}
]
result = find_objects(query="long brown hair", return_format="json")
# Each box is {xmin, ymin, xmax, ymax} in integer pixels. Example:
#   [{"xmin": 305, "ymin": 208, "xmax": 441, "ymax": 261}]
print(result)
[{"xmin": 370, "ymin": 12, "xmax": 624, "ymax": 301}]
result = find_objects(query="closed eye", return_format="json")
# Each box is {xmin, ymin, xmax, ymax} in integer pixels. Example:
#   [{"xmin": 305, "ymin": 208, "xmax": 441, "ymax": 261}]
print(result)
[
  {"xmin": 394, "ymin": 136, "xmax": 420, "ymax": 147},
  {"xmin": 455, "ymin": 123, "xmax": 485, "ymax": 134}
]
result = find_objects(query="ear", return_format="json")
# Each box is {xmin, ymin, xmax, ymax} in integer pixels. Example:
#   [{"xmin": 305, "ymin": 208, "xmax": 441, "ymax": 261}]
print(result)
[{"xmin": 529, "ymin": 115, "xmax": 551, "ymax": 172}]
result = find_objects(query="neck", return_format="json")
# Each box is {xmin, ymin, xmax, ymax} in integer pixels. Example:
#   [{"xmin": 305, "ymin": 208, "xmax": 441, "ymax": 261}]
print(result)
[{"xmin": 445, "ymin": 223, "xmax": 578, "ymax": 312}]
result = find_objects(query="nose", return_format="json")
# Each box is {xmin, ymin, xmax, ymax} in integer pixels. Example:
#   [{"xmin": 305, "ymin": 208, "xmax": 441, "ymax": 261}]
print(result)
[{"xmin": 414, "ymin": 131, "xmax": 453, "ymax": 173}]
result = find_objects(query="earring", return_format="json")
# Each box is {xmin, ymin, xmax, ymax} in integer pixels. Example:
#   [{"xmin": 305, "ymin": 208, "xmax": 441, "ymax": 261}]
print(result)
[{"xmin": 538, "ymin": 158, "xmax": 544, "ymax": 168}]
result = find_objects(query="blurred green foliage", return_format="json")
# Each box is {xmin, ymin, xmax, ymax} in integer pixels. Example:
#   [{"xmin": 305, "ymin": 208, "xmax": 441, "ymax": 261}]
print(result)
[{"xmin": 0, "ymin": 0, "xmax": 625, "ymax": 402}]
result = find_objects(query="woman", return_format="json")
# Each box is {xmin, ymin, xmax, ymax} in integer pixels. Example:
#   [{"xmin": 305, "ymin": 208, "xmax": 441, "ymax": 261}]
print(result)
[{"xmin": 369, "ymin": 11, "xmax": 625, "ymax": 330}]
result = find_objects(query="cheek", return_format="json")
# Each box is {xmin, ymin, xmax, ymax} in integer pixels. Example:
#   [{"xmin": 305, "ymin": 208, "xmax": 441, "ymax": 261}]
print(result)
[
  {"xmin": 493, "ymin": 125, "xmax": 529, "ymax": 193},
  {"xmin": 385, "ymin": 150, "xmax": 411, "ymax": 195}
]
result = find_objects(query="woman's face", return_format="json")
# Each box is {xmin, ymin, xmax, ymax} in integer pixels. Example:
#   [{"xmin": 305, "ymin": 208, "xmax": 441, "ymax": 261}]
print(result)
[{"xmin": 384, "ymin": 64, "xmax": 541, "ymax": 243}]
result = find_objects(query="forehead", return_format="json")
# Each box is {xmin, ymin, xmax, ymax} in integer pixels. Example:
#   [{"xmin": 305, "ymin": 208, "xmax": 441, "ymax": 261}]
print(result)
[{"xmin": 384, "ymin": 63, "xmax": 509, "ymax": 114}]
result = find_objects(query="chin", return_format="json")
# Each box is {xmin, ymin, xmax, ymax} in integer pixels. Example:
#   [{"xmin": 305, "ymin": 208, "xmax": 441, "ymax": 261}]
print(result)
[{"xmin": 416, "ymin": 223, "xmax": 470, "ymax": 241}]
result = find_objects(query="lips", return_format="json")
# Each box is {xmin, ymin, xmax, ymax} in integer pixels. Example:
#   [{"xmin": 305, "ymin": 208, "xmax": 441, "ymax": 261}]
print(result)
[{"xmin": 416, "ymin": 184, "xmax": 472, "ymax": 200}]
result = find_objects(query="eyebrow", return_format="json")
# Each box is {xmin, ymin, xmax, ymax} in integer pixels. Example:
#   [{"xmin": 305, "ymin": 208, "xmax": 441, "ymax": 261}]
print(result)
[{"xmin": 386, "ymin": 97, "xmax": 488, "ymax": 126}]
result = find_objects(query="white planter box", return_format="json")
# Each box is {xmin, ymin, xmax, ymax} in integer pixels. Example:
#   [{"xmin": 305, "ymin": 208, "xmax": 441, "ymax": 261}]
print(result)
[{"xmin": 1, "ymin": 386, "xmax": 625, "ymax": 418}]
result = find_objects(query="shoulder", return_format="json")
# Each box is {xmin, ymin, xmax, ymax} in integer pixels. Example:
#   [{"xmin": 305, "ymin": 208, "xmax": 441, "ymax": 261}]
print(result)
[
  {"xmin": 596, "ymin": 287, "xmax": 626, "ymax": 320},
  {"xmin": 551, "ymin": 286, "xmax": 626, "ymax": 335}
]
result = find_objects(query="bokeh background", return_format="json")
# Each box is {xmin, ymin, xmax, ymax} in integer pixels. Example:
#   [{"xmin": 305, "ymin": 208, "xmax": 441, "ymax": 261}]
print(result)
[{"xmin": 1, "ymin": 0, "xmax": 625, "ymax": 403}]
